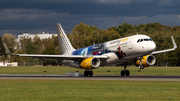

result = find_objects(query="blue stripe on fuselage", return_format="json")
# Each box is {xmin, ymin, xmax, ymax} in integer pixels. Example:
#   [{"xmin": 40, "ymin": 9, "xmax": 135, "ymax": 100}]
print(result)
[{"xmin": 72, "ymin": 44, "xmax": 106, "ymax": 55}]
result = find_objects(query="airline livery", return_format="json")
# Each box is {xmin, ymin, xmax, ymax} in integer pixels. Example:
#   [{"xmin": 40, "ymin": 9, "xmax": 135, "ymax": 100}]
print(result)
[{"xmin": 3, "ymin": 23, "xmax": 177, "ymax": 77}]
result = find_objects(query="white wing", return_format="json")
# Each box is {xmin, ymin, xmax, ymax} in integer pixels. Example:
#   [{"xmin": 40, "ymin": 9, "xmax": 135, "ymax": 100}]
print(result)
[
  {"xmin": 3, "ymin": 42, "xmax": 108, "ymax": 60},
  {"xmin": 151, "ymin": 36, "xmax": 177, "ymax": 55}
]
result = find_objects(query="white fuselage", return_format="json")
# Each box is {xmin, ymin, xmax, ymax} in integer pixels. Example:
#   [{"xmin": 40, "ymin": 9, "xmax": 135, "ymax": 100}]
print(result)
[
  {"xmin": 69, "ymin": 34, "xmax": 156, "ymax": 66},
  {"xmin": 99, "ymin": 35, "xmax": 156, "ymax": 65}
]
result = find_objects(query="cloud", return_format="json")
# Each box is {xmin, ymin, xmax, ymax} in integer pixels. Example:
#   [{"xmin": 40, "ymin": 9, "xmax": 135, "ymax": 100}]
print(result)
[
  {"xmin": 0, "ymin": 9, "xmax": 69, "ymax": 22},
  {"xmin": 97, "ymin": 0, "xmax": 132, "ymax": 4},
  {"xmin": 0, "ymin": 0, "xmax": 154, "ymax": 4},
  {"xmin": 178, "ymin": 15, "xmax": 180, "ymax": 18},
  {"xmin": 1, "ymin": 13, "xmax": 180, "ymax": 36},
  {"xmin": 157, "ymin": 0, "xmax": 173, "ymax": 6},
  {"xmin": 0, "ymin": 0, "xmax": 180, "ymax": 36},
  {"xmin": 123, "ymin": 16, "xmax": 148, "ymax": 21},
  {"xmin": 78, "ymin": 14, "xmax": 180, "ymax": 29},
  {"xmin": 96, "ymin": 0, "xmax": 155, "ymax": 4}
]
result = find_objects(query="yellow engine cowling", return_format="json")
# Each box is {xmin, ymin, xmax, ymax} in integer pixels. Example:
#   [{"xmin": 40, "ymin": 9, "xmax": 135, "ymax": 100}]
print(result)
[
  {"xmin": 80, "ymin": 57, "xmax": 100, "ymax": 69},
  {"xmin": 135, "ymin": 55, "xmax": 156, "ymax": 67}
]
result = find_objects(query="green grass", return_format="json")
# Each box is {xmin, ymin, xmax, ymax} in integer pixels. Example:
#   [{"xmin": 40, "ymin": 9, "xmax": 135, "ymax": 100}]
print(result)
[
  {"xmin": 1, "ymin": 66, "xmax": 180, "ymax": 101},
  {"xmin": 0, "ymin": 66, "xmax": 180, "ymax": 75},
  {"xmin": 0, "ymin": 80, "xmax": 180, "ymax": 101}
]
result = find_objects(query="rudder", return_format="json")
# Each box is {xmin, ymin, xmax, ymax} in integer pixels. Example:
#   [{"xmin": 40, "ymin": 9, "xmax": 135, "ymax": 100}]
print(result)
[{"xmin": 56, "ymin": 23, "xmax": 75, "ymax": 54}]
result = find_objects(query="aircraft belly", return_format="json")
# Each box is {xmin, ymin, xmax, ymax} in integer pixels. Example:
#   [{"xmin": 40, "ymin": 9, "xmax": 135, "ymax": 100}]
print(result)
[{"xmin": 100, "ymin": 52, "xmax": 127, "ymax": 66}]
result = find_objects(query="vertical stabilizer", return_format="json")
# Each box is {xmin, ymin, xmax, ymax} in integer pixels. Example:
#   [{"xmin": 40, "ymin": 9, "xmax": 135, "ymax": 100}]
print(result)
[{"xmin": 56, "ymin": 23, "xmax": 75, "ymax": 54}]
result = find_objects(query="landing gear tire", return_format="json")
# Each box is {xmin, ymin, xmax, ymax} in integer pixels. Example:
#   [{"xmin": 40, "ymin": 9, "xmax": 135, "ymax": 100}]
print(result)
[
  {"xmin": 121, "ymin": 62, "xmax": 130, "ymax": 76},
  {"xmin": 126, "ymin": 70, "xmax": 130, "ymax": 76},
  {"xmin": 139, "ymin": 65, "xmax": 144, "ymax": 69},
  {"xmin": 121, "ymin": 70, "xmax": 125, "ymax": 76},
  {"xmin": 84, "ymin": 70, "xmax": 93, "ymax": 77},
  {"xmin": 121, "ymin": 70, "xmax": 130, "ymax": 76},
  {"xmin": 89, "ymin": 71, "xmax": 93, "ymax": 77},
  {"xmin": 84, "ymin": 71, "xmax": 89, "ymax": 77}
]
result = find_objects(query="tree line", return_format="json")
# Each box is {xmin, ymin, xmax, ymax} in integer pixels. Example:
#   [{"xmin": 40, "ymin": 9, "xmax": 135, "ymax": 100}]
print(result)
[{"xmin": 0, "ymin": 22, "xmax": 180, "ymax": 66}]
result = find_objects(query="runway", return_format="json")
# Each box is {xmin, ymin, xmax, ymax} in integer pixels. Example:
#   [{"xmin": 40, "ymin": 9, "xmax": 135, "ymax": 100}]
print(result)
[{"xmin": 0, "ymin": 74, "xmax": 180, "ymax": 81}]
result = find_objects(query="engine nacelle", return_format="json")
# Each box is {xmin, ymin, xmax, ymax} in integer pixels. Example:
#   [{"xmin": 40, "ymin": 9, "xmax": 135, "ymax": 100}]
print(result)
[
  {"xmin": 135, "ymin": 55, "xmax": 156, "ymax": 67},
  {"xmin": 80, "ymin": 57, "xmax": 100, "ymax": 69}
]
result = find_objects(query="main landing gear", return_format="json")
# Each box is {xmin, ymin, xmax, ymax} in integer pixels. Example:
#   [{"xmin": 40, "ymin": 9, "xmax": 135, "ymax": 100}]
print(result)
[
  {"xmin": 84, "ymin": 70, "xmax": 93, "ymax": 77},
  {"xmin": 121, "ymin": 63, "xmax": 130, "ymax": 76}
]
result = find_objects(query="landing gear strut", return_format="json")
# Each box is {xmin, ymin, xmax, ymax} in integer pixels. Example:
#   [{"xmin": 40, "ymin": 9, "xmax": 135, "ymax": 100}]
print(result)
[
  {"xmin": 84, "ymin": 70, "xmax": 93, "ymax": 77},
  {"xmin": 138, "ymin": 57, "xmax": 144, "ymax": 69},
  {"xmin": 121, "ymin": 63, "xmax": 130, "ymax": 76}
]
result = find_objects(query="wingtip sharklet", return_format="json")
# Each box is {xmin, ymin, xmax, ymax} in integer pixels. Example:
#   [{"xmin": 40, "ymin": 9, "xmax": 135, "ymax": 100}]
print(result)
[
  {"xmin": 3, "ymin": 42, "xmax": 17, "ymax": 56},
  {"xmin": 171, "ymin": 36, "xmax": 177, "ymax": 49},
  {"xmin": 151, "ymin": 36, "xmax": 177, "ymax": 55}
]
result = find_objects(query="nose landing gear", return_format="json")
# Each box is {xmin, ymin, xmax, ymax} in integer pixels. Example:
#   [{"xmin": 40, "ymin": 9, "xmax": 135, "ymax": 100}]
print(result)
[{"xmin": 138, "ymin": 57, "xmax": 144, "ymax": 69}]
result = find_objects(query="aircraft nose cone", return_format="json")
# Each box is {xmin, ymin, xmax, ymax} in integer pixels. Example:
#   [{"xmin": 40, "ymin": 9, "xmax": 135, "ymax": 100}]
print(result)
[{"xmin": 148, "ymin": 42, "xmax": 156, "ymax": 51}]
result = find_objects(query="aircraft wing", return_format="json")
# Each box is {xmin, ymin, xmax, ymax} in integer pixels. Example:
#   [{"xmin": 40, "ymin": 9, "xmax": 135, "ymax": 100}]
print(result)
[
  {"xmin": 3, "ymin": 42, "xmax": 108, "ymax": 60},
  {"xmin": 151, "ymin": 36, "xmax": 177, "ymax": 55}
]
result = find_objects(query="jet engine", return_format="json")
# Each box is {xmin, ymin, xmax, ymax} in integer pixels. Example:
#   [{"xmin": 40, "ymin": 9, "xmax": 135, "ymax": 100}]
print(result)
[
  {"xmin": 80, "ymin": 57, "xmax": 100, "ymax": 69},
  {"xmin": 135, "ymin": 55, "xmax": 156, "ymax": 67}
]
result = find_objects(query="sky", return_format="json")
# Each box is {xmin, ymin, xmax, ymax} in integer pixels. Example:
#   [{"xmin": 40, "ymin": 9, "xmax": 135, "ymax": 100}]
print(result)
[{"xmin": 0, "ymin": 0, "xmax": 180, "ymax": 37}]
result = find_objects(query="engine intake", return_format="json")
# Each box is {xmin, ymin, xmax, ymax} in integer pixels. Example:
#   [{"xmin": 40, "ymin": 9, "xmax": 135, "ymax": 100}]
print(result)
[
  {"xmin": 135, "ymin": 55, "xmax": 156, "ymax": 67},
  {"xmin": 80, "ymin": 57, "xmax": 100, "ymax": 69}
]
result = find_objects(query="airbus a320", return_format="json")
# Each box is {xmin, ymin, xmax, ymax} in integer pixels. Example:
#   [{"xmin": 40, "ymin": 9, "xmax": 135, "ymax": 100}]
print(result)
[{"xmin": 3, "ymin": 23, "xmax": 177, "ymax": 77}]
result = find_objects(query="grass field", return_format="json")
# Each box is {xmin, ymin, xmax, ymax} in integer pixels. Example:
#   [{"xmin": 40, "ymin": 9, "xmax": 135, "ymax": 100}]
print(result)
[
  {"xmin": 1, "ymin": 66, "xmax": 180, "ymax": 101},
  {"xmin": 0, "ymin": 80, "xmax": 180, "ymax": 101},
  {"xmin": 0, "ymin": 66, "xmax": 180, "ymax": 75}
]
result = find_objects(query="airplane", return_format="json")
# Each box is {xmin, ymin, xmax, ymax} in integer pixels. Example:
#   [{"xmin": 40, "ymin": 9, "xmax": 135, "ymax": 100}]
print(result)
[{"xmin": 3, "ymin": 23, "xmax": 177, "ymax": 77}]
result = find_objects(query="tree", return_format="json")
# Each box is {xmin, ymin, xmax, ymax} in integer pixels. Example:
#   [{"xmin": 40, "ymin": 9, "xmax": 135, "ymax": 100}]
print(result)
[
  {"xmin": 2, "ymin": 33, "xmax": 16, "ymax": 53},
  {"xmin": 0, "ymin": 36, "xmax": 6, "ymax": 61},
  {"xmin": 102, "ymin": 29, "xmax": 121, "ymax": 41},
  {"xmin": 33, "ymin": 35, "xmax": 43, "ymax": 54},
  {"xmin": 19, "ymin": 36, "xmax": 28, "ymax": 52},
  {"xmin": 108, "ymin": 23, "xmax": 134, "ymax": 36},
  {"xmin": 165, "ymin": 51, "xmax": 178, "ymax": 66},
  {"xmin": 42, "ymin": 45, "xmax": 58, "ymax": 65},
  {"xmin": 0, "ymin": 36, "xmax": 5, "ymax": 56},
  {"xmin": 25, "ymin": 38, "xmax": 35, "ymax": 54},
  {"xmin": 11, "ymin": 49, "xmax": 27, "ymax": 62},
  {"xmin": 43, "ymin": 45, "xmax": 57, "ymax": 55},
  {"xmin": 71, "ymin": 22, "xmax": 92, "ymax": 36}
]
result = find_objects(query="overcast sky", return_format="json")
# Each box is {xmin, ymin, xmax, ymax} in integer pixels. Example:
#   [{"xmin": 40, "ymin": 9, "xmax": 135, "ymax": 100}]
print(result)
[{"xmin": 0, "ymin": 0, "xmax": 180, "ymax": 37}]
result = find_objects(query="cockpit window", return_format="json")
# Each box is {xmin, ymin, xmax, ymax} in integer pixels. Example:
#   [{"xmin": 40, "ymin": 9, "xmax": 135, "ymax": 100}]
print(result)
[
  {"xmin": 137, "ymin": 39, "xmax": 140, "ymax": 42},
  {"xmin": 144, "ymin": 39, "xmax": 149, "ymax": 41},
  {"xmin": 137, "ymin": 38, "xmax": 153, "ymax": 43}
]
